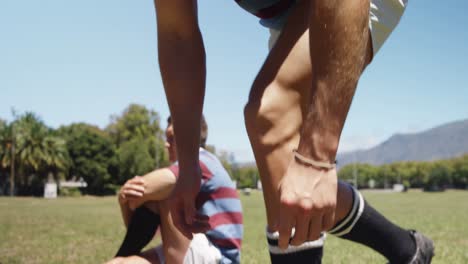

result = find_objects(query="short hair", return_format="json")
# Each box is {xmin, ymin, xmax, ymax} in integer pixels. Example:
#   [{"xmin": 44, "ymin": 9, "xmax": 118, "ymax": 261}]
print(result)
[{"xmin": 166, "ymin": 115, "xmax": 208, "ymax": 148}]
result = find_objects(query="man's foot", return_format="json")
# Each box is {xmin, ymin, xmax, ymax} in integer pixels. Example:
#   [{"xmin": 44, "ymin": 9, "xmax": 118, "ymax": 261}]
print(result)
[{"xmin": 406, "ymin": 230, "xmax": 435, "ymax": 264}]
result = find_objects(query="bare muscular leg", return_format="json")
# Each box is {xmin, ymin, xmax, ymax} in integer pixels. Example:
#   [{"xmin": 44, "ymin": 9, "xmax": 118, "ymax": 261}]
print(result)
[{"xmin": 244, "ymin": 0, "xmax": 373, "ymax": 232}]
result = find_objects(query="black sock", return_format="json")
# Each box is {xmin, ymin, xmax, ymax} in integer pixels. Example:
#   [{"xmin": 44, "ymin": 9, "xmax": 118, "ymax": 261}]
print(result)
[
  {"xmin": 329, "ymin": 186, "xmax": 416, "ymax": 263},
  {"xmin": 267, "ymin": 230, "xmax": 324, "ymax": 264},
  {"xmin": 115, "ymin": 206, "xmax": 161, "ymax": 257}
]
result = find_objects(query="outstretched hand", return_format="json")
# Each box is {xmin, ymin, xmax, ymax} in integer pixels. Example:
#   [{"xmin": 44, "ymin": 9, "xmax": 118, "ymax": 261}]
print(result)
[
  {"xmin": 276, "ymin": 157, "xmax": 338, "ymax": 249},
  {"xmin": 169, "ymin": 166, "xmax": 210, "ymax": 239},
  {"xmin": 118, "ymin": 176, "xmax": 146, "ymax": 210}
]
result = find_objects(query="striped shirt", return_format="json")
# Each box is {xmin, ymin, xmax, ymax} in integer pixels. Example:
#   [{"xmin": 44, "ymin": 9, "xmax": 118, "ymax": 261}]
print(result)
[
  {"xmin": 234, "ymin": 0, "xmax": 297, "ymax": 29},
  {"xmin": 169, "ymin": 148, "xmax": 243, "ymax": 264}
]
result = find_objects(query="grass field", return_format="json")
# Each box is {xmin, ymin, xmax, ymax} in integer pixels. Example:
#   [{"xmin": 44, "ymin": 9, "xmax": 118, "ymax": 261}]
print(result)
[{"xmin": 1, "ymin": 190, "xmax": 468, "ymax": 263}]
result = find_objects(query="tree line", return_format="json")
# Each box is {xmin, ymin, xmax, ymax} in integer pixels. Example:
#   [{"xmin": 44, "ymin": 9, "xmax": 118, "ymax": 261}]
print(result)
[
  {"xmin": 338, "ymin": 155, "xmax": 468, "ymax": 191},
  {"xmin": 0, "ymin": 104, "xmax": 168, "ymax": 196},
  {"xmin": 0, "ymin": 104, "xmax": 263, "ymax": 196},
  {"xmin": 1, "ymin": 104, "xmax": 466, "ymax": 196},
  {"xmin": 221, "ymin": 154, "xmax": 468, "ymax": 191}
]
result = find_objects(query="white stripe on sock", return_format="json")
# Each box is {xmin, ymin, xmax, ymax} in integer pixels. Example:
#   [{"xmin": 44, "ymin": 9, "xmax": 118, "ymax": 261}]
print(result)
[
  {"xmin": 328, "ymin": 186, "xmax": 360, "ymax": 234},
  {"xmin": 268, "ymin": 233, "xmax": 326, "ymax": 255},
  {"xmin": 331, "ymin": 190, "xmax": 365, "ymax": 237}
]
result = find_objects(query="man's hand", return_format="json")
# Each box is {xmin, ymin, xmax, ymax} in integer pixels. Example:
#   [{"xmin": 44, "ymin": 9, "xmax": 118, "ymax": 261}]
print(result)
[
  {"xmin": 277, "ymin": 158, "xmax": 338, "ymax": 249},
  {"xmin": 169, "ymin": 166, "xmax": 210, "ymax": 239},
  {"xmin": 118, "ymin": 176, "xmax": 146, "ymax": 209}
]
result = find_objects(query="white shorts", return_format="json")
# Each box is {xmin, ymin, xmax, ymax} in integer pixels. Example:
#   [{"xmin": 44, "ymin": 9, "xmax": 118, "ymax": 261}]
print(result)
[
  {"xmin": 154, "ymin": 234, "xmax": 222, "ymax": 264},
  {"xmin": 269, "ymin": 0, "xmax": 408, "ymax": 55}
]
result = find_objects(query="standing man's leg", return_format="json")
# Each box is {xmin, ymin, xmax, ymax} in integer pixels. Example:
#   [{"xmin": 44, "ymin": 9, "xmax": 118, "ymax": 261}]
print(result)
[
  {"xmin": 305, "ymin": 0, "xmax": 431, "ymax": 262},
  {"xmin": 245, "ymin": 0, "xmax": 432, "ymax": 263},
  {"xmin": 245, "ymin": 1, "xmax": 341, "ymax": 262}
]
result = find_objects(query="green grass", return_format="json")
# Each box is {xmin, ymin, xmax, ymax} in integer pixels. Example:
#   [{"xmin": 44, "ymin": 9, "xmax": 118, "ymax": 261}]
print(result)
[{"xmin": 1, "ymin": 190, "xmax": 467, "ymax": 263}]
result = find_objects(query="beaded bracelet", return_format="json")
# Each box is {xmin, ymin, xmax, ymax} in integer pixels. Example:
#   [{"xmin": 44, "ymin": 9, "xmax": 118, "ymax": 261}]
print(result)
[{"xmin": 292, "ymin": 149, "xmax": 336, "ymax": 170}]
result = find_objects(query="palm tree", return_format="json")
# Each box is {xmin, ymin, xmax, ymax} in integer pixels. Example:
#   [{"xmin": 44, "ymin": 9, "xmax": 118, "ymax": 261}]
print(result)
[
  {"xmin": 13, "ymin": 112, "xmax": 69, "ymax": 194},
  {"xmin": 0, "ymin": 122, "xmax": 15, "ymax": 195},
  {"xmin": 42, "ymin": 136, "xmax": 70, "ymax": 182},
  {"xmin": 0, "ymin": 123, "xmax": 12, "ymax": 169},
  {"xmin": 15, "ymin": 113, "xmax": 49, "ymax": 188},
  {"xmin": 0, "ymin": 113, "xmax": 71, "ymax": 195}
]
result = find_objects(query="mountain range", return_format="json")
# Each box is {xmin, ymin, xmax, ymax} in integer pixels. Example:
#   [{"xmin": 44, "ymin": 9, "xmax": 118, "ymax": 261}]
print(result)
[{"xmin": 336, "ymin": 118, "xmax": 468, "ymax": 168}]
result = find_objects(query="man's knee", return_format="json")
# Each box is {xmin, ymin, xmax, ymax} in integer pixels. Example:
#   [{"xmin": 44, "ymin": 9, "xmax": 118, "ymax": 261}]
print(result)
[
  {"xmin": 244, "ymin": 93, "xmax": 275, "ymax": 136},
  {"xmin": 122, "ymin": 256, "xmax": 152, "ymax": 264},
  {"xmin": 106, "ymin": 256, "xmax": 150, "ymax": 264},
  {"xmin": 245, "ymin": 82, "xmax": 280, "ymax": 141},
  {"xmin": 105, "ymin": 257, "xmax": 125, "ymax": 264},
  {"xmin": 244, "ymin": 81, "xmax": 301, "ymax": 149}
]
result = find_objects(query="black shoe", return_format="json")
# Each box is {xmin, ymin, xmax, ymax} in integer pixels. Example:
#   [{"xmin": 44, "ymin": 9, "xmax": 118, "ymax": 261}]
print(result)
[{"xmin": 406, "ymin": 230, "xmax": 435, "ymax": 264}]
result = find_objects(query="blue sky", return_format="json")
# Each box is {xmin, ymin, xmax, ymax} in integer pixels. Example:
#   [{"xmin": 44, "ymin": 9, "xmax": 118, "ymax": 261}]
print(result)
[{"xmin": 1, "ymin": 0, "xmax": 467, "ymax": 162}]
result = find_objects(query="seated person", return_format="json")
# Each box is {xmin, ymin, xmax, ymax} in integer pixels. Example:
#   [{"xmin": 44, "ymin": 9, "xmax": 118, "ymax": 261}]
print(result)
[{"xmin": 107, "ymin": 116, "xmax": 243, "ymax": 264}]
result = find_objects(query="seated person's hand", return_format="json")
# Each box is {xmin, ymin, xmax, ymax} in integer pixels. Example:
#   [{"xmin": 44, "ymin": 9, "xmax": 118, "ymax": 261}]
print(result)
[{"xmin": 118, "ymin": 176, "xmax": 146, "ymax": 209}]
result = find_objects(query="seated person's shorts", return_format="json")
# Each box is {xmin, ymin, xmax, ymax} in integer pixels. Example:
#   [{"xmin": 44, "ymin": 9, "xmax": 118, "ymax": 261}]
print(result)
[{"xmin": 154, "ymin": 234, "xmax": 222, "ymax": 264}]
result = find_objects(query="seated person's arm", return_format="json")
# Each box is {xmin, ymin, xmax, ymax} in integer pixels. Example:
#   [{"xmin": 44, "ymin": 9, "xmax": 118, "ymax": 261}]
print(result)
[
  {"xmin": 142, "ymin": 168, "xmax": 177, "ymax": 201},
  {"xmin": 118, "ymin": 168, "xmax": 176, "ymax": 227},
  {"xmin": 127, "ymin": 168, "xmax": 177, "ymax": 211}
]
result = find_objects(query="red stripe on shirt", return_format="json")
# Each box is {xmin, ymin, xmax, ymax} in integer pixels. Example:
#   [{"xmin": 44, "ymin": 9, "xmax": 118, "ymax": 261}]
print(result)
[
  {"xmin": 199, "ymin": 161, "xmax": 213, "ymax": 180},
  {"xmin": 255, "ymin": 0, "xmax": 294, "ymax": 19},
  {"xmin": 209, "ymin": 212, "xmax": 243, "ymax": 228},
  {"xmin": 196, "ymin": 187, "xmax": 240, "ymax": 208}
]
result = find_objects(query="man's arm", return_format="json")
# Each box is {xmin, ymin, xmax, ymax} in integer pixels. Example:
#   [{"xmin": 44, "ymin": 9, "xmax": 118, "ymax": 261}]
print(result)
[
  {"xmin": 155, "ymin": 0, "xmax": 205, "ymax": 170},
  {"xmin": 154, "ymin": 0, "xmax": 206, "ymax": 236}
]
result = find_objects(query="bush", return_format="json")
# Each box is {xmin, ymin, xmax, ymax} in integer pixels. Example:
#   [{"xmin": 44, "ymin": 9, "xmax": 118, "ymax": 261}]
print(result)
[
  {"xmin": 59, "ymin": 187, "xmax": 82, "ymax": 197},
  {"xmin": 402, "ymin": 180, "xmax": 410, "ymax": 192},
  {"xmin": 102, "ymin": 183, "xmax": 120, "ymax": 196}
]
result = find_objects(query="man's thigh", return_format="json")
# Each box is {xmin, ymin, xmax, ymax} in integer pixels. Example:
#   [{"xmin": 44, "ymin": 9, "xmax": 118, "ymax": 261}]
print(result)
[
  {"xmin": 244, "ymin": 0, "xmax": 313, "ymax": 228},
  {"xmin": 249, "ymin": 0, "xmax": 312, "ymax": 117},
  {"xmin": 246, "ymin": 0, "xmax": 313, "ymax": 166}
]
